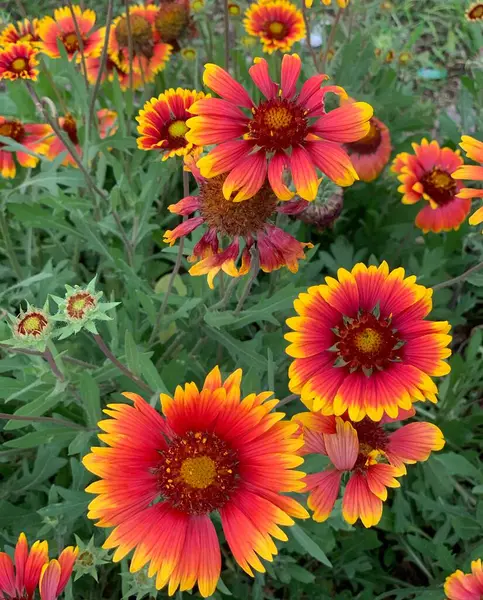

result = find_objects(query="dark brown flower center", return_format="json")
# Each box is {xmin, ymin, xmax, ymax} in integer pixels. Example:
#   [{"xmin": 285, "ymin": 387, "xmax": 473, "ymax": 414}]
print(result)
[
  {"xmin": 265, "ymin": 20, "xmax": 288, "ymax": 40},
  {"xmin": 420, "ymin": 168, "xmax": 457, "ymax": 206},
  {"xmin": 468, "ymin": 4, "xmax": 483, "ymax": 19},
  {"xmin": 0, "ymin": 120, "xmax": 25, "ymax": 143},
  {"xmin": 351, "ymin": 418, "xmax": 389, "ymax": 470},
  {"xmin": 62, "ymin": 114, "xmax": 79, "ymax": 145},
  {"xmin": 16, "ymin": 312, "xmax": 48, "ymax": 336},
  {"xmin": 156, "ymin": 431, "xmax": 239, "ymax": 515},
  {"xmin": 154, "ymin": 4, "xmax": 189, "ymax": 42},
  {"xmin": 248, "ymin": 98, "xmax": 308, "ymax": 151},
  {"xmin": 346, "ymin": 119, "xmax": 382, "ymax": 154},
  {"xmin": 116, "ymin": 14, "xmax": 152, "ymax": 48},
  {"xmin": 63, "ymin": 31, "xmax": 80, "ymax": 53},
  {"xmin": 66, "ymin": 291, "xmax": 96, "ymax": 319},
  {"xmin": 334, "ymin": 311, "xmax": 403, "ymax": 372},
  {"xmin": 200, "ymin": 175, "xmax": 278, "ymax": 237}
]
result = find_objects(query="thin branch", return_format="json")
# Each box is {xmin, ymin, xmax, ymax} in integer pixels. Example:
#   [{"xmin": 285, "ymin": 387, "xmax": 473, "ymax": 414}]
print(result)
[
  {"xmin": 277, "ymin": 393, "xmax": 297, "ymax": 407},
  {"xmin": 302, "ymin": 3, "xmax": 320, "ymax": 72},
  {"xmin": 0, "ymin": 412, "xmax": 93, "ymax": 431},
  {"xmin": 43, "ymin": 348, "xmax": 65, "ymax": 382},
  {"xmin": 321, "ymin": 8, "xmax": 343, "ymax": 72},
  {"xmin": 234, "ymin": 249, "xmax": 260, "ymax": 316},
  {"xmin": 210, "ymin": 276, "xmax": 240, "ymax": 311},
  {"xmin": 0, "ymin": 343, "xmax": 97, "ymax": 369},
  {"xmin": 223, "ymin": 0, "xmax": 230, "ymax": 71},
  {"xmin": 14, "ymin": 0, "xmax": 27, "ymax": 18},
  {"xmin": 93, "ymin": 334, "xmax": 155, "ymax": 395},
  {"xmin": 124, "ymin": 0, "xmax": 134, "ymax": 94},
  {"xmin": 88, "ymin": 0, "xmax": 114, "ymax": 128},
  {"xmin": 66, "ymin": 0, "xmax": 89, "ymax": 90},
  {"xmin": 149, "ymin": 169, "xmax": 189, "ymax": 345},
  {"xmin": 432, "ymin": 260, "xmax": 483, "ymax": 291}
]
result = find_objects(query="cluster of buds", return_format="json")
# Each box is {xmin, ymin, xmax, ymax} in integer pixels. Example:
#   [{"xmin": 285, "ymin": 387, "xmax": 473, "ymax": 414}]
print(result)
[{"xmin": 2, "ymin": 278, "xmax": 118, "ymax": 350}]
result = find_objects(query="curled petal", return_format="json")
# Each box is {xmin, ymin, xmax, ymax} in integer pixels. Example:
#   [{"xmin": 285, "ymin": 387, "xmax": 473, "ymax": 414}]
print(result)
[
  {"xmin": 257, "ymin": 224, "xmax": 313, "ymax": 274},
  {"xmin": 164, "ymin": 216, "xmax": 204, "ymax": 246},
  {"xmin": 323, "ymin": 417, "xmax": 358, "ymax": 471},
  {"xmin": 168, "ymin": 195, "xmax": 201, "ymax": 215},
  {"xmin": 268, "ymin": 151, "xmax": 294, "ymax": 201}
]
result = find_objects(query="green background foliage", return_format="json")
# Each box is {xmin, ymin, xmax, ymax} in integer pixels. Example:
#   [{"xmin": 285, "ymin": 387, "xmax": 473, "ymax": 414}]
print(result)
[{"xmin": 0, "ymin": 0, "xmax": 482, "ymax": 598}]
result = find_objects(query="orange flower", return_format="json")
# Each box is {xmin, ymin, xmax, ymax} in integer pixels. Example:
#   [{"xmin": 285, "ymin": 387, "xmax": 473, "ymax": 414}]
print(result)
[
  {"xmin": 0, "ymin": 532, "xmax": 78, "ymax": 600},
  {"xmin": 305, "ymin": 0, "xmax": 348, "ymax": 7},
  {"xmin": 465, "ymin": 2, "xmax": 483, "ymax": 21},
  {"xmin": 83, "ymin": 367, "xmax": 308, "ymax": 597},
  {"xmin": 0, "ymin": 18, "xmax": 41, "ymax": 46},
  {"xmin": 136, "ymin": 88, "xmax": 207, "ymax": 160},
  {"xmin": 37, "ymin": 5, "xmax": 104, "ymax": 61},
  {"xmin": 244, "ymin": 0, "xmax": 305, "ymax": 54},
  {"xmin": 0, "ymin": 117, "xmax": 51, "ymax": 178},
  {"xmin": 452, "ymin": 135, "xmax": 483, "ymax": 228},
  {"xmin": 0, "ymin": 42, "xmax": 39, "ymax": 81},
  {"xmin": 444, "ymin": 559, "xmax": 483, "ymax": 600},
  {"xmin": 187, "ymin": 54, "xmax": 372, "ymax": 202},
  {"xmin": 285, "ymin": 261, "xmax": 452, "ymax": 421},
  {"xmin": 45, "ymin": 109, "xmax": 117, "ymax": 167},
  {"xmin": 164, "ymin": 158, "xmax": 312, "ymax": 288},
  {"xmin": 108, "ymin": 4, "xmax": 172, "ymax": 83},
  {"xmin": 392, "ymin": 139, "xmax": 471, "ymax": 233},
  {"xmin": 294, "ymin": 410, "xmax": 444, "ymax": 527}
]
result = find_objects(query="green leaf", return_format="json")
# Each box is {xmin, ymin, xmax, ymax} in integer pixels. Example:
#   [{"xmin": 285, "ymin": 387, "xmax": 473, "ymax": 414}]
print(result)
[
  {"xmin": 124, "ymin": 330, "xmax": 141, "ymax": 376},
  {"xmin": 291, "ymin": 524, "xmax": 333, "ymax": 568},
  {"xmin": 79, "ymin": 372, "xmax": 102, "ymax": 427},
  {"xmin": 202, "ymin": 326, "xmax": 266, "ymax": 371},
  {"xmin": 4, "ymin": 390, "xmax": 62, "ymax": 431},
  {"xmin": 3, "ymin": 427, "xmax": 77, "ymax": 449}
]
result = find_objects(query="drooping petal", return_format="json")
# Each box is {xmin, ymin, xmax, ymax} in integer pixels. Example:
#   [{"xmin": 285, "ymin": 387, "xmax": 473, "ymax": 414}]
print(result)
[
  {"xmin": 342, "ymin": 472, "xmax": 383, "ymax": 528},
  {"xmin": 222, "ymin": 150, "xmax": 267, "ymax": 202},
  {"xmin": 323, "ymin": 417, "xmax": 358, "ymax": 471},
  {"xmin": 305, "ymin": 470, "xmax": 342, "ymax": 522},
  {"xmin": 289, "ymin": 145, "xmax": 319, "ymax": 201},
  {"xmin": 386, "ymin": 422, "xmax": 445, "ymax": 470}
]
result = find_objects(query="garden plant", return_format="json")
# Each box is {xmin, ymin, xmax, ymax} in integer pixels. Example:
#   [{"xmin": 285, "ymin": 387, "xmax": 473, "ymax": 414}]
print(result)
[{"xmin": 0, "ymin": 0, "xmax": 482, "ymax": 599}]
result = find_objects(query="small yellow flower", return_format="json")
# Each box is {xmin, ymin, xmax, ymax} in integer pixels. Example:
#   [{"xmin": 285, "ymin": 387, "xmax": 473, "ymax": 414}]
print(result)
[
  {"xmin": 191, "ymin": 0, "xmax": 205, "ymax": 11},
  {"xmin": 181, "ymin": 46, "xmax": 197, "ymax": 60},
  {"xmin": 398, "ymin": 51, "xmax": 412, "ymax": 65},
  {"xmin": 228, "ymin": 2, "xmax": 241, "ymax": 15}
]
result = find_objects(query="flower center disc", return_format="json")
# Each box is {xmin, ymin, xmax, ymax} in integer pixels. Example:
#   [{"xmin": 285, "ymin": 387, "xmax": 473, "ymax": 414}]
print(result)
[
  {"xmin": 469, "ymin": 4, "xmax": 483, "ymax": 18},
  {"xmin": 267, "ymin": 20, "xmax": 287, "ymax": 39},
  {"xmin": 156, "ymin": 430, "xmax": 239, "ymax": 515},
  {"xmin": 11, "ymin": 57, "xmax": 27, "ymax": 72},
  {"xmin": 167, "ymin": 119, "xmax": 189, "ymax": 142},
  {"xmin": 421, "ymin": 168, "xmax": 457, "ymax": 206},
  {"xmin": 200, "ymin": 175, "xmax": 278, "ymax": 237},
  {"xmin": 67, "ymin": 292, "xmax": 96, "ymax": 319},
  {"xmin": 352, "ymin": 418, "xmax": 389, "ymax": 470},
  {"xmin": 249, "ymin": 98, "xmax": 308, "ymax": 151},
  {"xmin": 62, "ymin": 114, "xmax": 79, "ymax": 145},
  {"xmin": 63, "ymin": 32, "xmax": 80, "ymax": 53},
  {"xmin": 0, "ymin": 120, "xmax": 24, "ymax": 143},
  {"xmin": 347, "ymin": 119, "xmax": 381, "ymax": 154},
  {"xmin": 116, "ymin": 14, "xmax": 152, "ymax": 47},
  {"xmin": 155, "ymin": 5, "xmax": 189, "ymax": 41},
  {"xmin": 336, "ymin": 311, "xmax": 402, "ymax": 371},
  {"xmin": 17, "ymin": 312, "xmax": 48, "ymax": 336}
]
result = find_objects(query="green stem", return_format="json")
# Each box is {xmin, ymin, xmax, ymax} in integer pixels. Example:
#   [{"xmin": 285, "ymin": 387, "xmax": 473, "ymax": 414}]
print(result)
[
  {"xmin": 0, "ymin": 208, "xmax": 22, "ymax": 279},
  {"xmin": 234, "ymin": 249, "xmax": 260, "ymax": 315},
  {"xmin": 432, "ymin": 260, "xmax": 483, "ymax": 291}
]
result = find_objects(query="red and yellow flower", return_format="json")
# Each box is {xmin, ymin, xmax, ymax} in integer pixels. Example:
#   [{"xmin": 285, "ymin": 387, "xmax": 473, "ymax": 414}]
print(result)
[
  {"xmin": 0, "ymin": 42, "xmax": 39, "ymax": 81},
  {"xmin": 285, "ymin": 261, "xmax": 452, "ymax": 422},
  {"xmin": 85, "ymin": 56, "xmax": 143, "ymax": 90},
  {"xmin": 45, "ymin": 109, "xmax": 117, "ymax": 167},
  {"xmin": 0, "ymin": 18, "xmax": 41, "ymax": 46},
  {"xmin": 186, "ymin": 54, "xmax": 372, "ymax": 202},
  {"xmin": 108, "ymin": 4, "xmax": 172, "ymax": 83},
  {"xmin": 38, "ymin": 548, "xmax": 79, "ymax": 600},
  {"xmin": 243, "ymin": 0, "xmax": 305, "ymax": 54},
  {"xmin": 452, "ymin": 135, "xmax": 483, "ymax": 228},
  {"xmin": 0, "ymin": 117, "xmax": 51, "ymax": 178},
  {"xmin": 136, "ymin": 88, "xmax": 207, "ymax": 160},
  {"xmin": 37, "ymin": 5, "xmax": 104, "ymax": 61},
  {"xmin": 164, "ymin": 157, "xmax": 313, "ymax": 288},
  {"xmin": 294, "ymin": 410, "xmax": 444, "ymax": 527},
  {"xmin": 0, "ymin": 532, "xmax": 78, "ymax": 600},
  {"xmin": 392, "ymin": 139, "xmax": 471, "ymax": 233},
  {"xmin": 83, "ymin": 366, "xmax": 308, "ymax": 598},
  {"xmin": 306, "ymin": 0, "xmax": 348, "ymax": 7},
  {"xmin": 343, "ymin": 98, "xmax": 391, "ymax": 182},
  {"xmin": 465, "ymin": 3, "xmax": 483, "ymax": 21},
  {"xmin": 445, "ymin": 559, "xmax": 483, "ymax": 600}
]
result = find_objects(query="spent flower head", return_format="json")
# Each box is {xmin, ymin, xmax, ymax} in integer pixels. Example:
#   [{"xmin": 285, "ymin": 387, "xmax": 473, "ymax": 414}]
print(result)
[{"xmin": 51, "ymin": 277, "xmax": 119, "ymax": 338}]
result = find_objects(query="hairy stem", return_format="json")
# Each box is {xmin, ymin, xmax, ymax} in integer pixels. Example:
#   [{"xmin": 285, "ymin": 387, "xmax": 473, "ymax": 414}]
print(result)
[
  {"xmin": 93, "ymin": 334, "xmax": 154, "ymax": 395},
  {"xmin": 234, "ymin": 249, "xmax": 260, "ymax": 315},
  {"xmin": 223, "ymin": 0, "xmax": 230, "ymax": 71},
  {"xmin": 432, "ymin": 260, "xmax": 483, "ymax": 291},
  {"xmin": 149, "ymin": 169, "xmax": 189, "ymax": 344}
]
